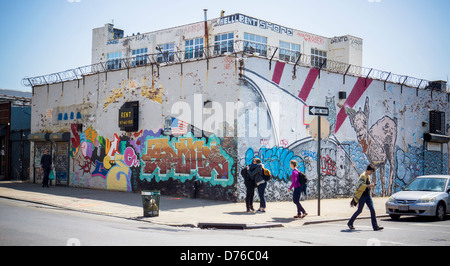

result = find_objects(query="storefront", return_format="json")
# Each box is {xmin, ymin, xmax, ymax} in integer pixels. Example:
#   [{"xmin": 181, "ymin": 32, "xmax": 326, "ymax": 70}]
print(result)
[{"xmin": 29, "ymin": 132, "xmax": 70, "ymax": 186}]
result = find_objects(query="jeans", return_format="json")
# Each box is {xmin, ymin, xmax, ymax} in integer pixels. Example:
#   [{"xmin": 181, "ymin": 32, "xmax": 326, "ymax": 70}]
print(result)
[
  {"xmin": 42, "ymin": 167, "xmax": 51, "ymax": 187},
  {"xmin": 257, "ymin": 182, "xmax": 267, "ymax": 209},
  {"xmin": 293, "ymin": 187, "xmax": 306, "ymax": 215},
  {"xmin": 245, "ymin": 183, "xmax": 255, "ymax": 211},
  {"xmin": 348, "ymin": 195, "xmax": 378, "ymax": 229}
]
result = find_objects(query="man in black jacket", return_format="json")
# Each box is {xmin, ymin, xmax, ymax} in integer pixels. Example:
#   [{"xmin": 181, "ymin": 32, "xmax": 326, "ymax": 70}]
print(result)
[
  {"xmin": 241, "ymin": 164, "xmax": 255, "ymax": 213},
  {"xmin": 40, "ymin": 148, "xmax": 53, "ymax": 188}
]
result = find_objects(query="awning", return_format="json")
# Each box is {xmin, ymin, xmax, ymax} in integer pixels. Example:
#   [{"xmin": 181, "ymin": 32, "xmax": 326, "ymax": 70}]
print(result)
[
  {"xmin": 49, "ymin": 132, "xmax": 70, "ymax": 142},
  {"xmin": 28, "ymin": 133, "xmax": 50, "ymax": 142},
  {"xmin": 424, "ymin": 133, "xmax": 450, "ymax": 144}
]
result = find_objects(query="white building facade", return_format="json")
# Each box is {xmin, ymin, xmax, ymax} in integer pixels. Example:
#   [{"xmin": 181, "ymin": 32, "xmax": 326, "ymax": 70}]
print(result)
[{"xmin": 92, "ymin": 13, "xmax": 363, "ymax": 69}]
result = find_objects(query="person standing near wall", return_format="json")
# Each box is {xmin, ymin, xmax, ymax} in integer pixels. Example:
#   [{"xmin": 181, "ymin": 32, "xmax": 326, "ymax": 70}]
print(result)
[
  {"xmin": 348, "ymin": 165, "xmax": 384, "ymax": 231},
  {"xmin": 248, "ymin": 159, "xmax": 267, "ymax": 213},
  {"xmin": 241, "ymin": 163, "xmax": 256, "ymax": 213},
  {"xmin": 289, "ymin": 161, "xmax": 308, "ymax": 219},
  {"xmin": 40, "ymin": 148, "xmax": 53, "ymax": 188}
]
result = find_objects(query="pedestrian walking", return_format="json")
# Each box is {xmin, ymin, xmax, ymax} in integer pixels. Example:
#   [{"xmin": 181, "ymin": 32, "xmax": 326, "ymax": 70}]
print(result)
[
  {"xmin": 40, "ymin": 148, "xmax": 53, "ymax": 188},
  {"xmin": 288, "ymin": 160, "xmax": 308, "ymax": 219},
  {"xmin": 348, "ymin": 165, "xmax": 384, "ymax": 231},
  {"xmin": 241, "ymin": 164, "xmax": 256, "ymax": 213},
  {"xmin": 248, "ymin": 159, "xmax": 267, "ymax": 213}
]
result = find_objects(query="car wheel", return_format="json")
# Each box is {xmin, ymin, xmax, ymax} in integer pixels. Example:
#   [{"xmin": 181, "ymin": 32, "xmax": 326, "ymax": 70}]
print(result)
[
  {"xmin": 436, "ymin": 202, "xmax": 446, "ymax": 221},
  {"xmin": 389, "ymin": 214, "xmax": 401, "ymax": 221}
]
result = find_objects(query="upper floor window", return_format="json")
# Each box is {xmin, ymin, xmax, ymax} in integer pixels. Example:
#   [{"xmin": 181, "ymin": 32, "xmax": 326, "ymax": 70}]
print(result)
[
  {"xmin": 214, "ymin": 33, "xmax": 234, "ymax": 55},
  {"xmin": 311, "ymin": 48, "xmax": 327, "ymax": 68},
  {"xmin": 244, "ymin": 33, "xmax": 267, "ymax": 56},
  {"xmin": 132, "ymin": 48, "xmax": 148, "ymax": 67},
  {"xmin": 107, "ymin": 52, "xmax": 122, "ymax": 70},
  {"xmin": 280, "ymin": 41, "xmax": 300, "ymax": 63},
  {"xmin": 185, "ymin": 38, "xmax": 204, "ymax": 60},
  {"xmin": 157, "ymin": 43, "xmax": 175, "ymax": 63}
]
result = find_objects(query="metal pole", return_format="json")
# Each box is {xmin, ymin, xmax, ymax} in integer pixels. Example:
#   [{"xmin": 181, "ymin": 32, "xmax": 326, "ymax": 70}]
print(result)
[{"xmin": 317, "ymin": 116, "xmax": 321, "ymax": 216}]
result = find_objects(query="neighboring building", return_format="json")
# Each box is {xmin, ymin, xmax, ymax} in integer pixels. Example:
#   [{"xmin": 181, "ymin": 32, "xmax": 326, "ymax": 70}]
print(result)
[
  {"xmin": 92, "ymin": 13, "xmax": 363, "ymax": 69},
  {"xmin": 0, "ymin": 89, "xmax": 31, "ymax": 181},
  {"xmin": 24, "ymin": 13, "xmax": 449, "ymax": 202}
]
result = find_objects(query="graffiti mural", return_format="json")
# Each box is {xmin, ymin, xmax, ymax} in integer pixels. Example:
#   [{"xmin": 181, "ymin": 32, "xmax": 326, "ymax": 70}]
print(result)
[
  {"xmin": 237, "ymin": 58, "xmax": 448, "ymax": 202},
  {"xmin": 140, "ymin": 134, "xmax": 234, "ymax": 187},
  {"xmin": 70, "ymin": 124, "xmax": 236, "ymax": 200},
  {"xmin": 347, "ymin": 97, "xmax": 398, "ymax": 196},
  {"xmin": 244, "ymin": 146, "xmax": 305, "ymax": 181}
]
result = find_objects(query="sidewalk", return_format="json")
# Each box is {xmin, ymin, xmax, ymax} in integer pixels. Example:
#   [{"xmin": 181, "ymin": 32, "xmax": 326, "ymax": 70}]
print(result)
[{"xmin": 0, "ymin": 181, "xmax": 389, "ymax": 229}]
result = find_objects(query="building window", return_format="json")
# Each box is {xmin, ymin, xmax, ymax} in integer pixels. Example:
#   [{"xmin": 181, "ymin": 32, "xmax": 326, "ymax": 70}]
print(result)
[
  {"xmin": 132, "ymin": 48, "xmax": 148, "ymax": 67},
  {"xmin": 214, "ymin": 33, "xmax": 234, "ymax": 55},
  {"xmin": 157, "ymin": 43, "xmax": 175, "ymax": 63},
  {"xmin": 311, "ymin": 48, "xmax": 327, "ymax": 68},
  {"xmin": 244, "ymin": 33, "xmax": 267, "ymax": 56},
  {"xmin": 185, "ymin": 38, "xmax": 204, "ymax": 60},
  {"xmin": 430, "ymin": 111, "xmax": 446, "ymax": 135},
  {"xmin": 280, "ymin": 41, "xmax": 300, "ymax": 62},
  {"xmin": 107, "ymin": 52, "xmax": 122, "ymax": 70}
]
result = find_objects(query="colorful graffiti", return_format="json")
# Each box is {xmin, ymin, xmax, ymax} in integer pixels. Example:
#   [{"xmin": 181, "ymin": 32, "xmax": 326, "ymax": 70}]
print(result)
[
  {"xmin": 245, "ymin": 146, "xmax": 305, "ymax": 181},
  {"xmin": 70, "ymin": 124, "xmax": 234, "ymax": 193},
  {"xmin": 104, "ymin": 78, "xmax": 166, "ymax": 109},
  {"xmin": 140, "ymin": 134, "xmax": 234, "ymax": 187}
]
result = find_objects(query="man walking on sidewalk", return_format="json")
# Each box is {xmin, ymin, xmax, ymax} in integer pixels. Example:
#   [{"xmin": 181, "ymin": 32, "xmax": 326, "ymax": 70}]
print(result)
[{"xmin": 348, "ymin": 165, "xmax": 384, "ymax": 231}]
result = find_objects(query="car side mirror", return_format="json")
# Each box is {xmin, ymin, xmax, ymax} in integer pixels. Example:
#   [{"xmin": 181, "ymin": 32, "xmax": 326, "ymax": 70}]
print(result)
[{"xmin": 447, "ymin": 188, "xmax": 450, "ymax": 194}]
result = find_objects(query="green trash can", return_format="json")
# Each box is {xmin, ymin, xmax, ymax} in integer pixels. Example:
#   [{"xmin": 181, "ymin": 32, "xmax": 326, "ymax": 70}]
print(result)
[{"xmin": 141, "ymin": 191, "xmax": 161, "ymax": 217}]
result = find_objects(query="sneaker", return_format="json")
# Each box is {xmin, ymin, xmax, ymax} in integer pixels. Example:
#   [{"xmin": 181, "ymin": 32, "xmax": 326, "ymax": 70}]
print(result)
[
  {"xmin": 374, "ymin": 226, "xmax": 384, "ymax": 231},
  {"xmin": 256, "ymin": 209, "xmax": 266, "ymax": 213},
  {"xmin": 348, "ymin": 224, "xmax": 355, "ymax": 230}
]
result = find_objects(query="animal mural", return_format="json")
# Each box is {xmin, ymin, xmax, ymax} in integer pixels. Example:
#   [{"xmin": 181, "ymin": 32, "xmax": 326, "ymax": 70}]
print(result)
[
  {"xmin": 347, "ymin": 97, "xmax": 398, "ymax": 196},
  {"xmin": 70, "ymin": 124, "xmax": 236, "ymax": 200}
]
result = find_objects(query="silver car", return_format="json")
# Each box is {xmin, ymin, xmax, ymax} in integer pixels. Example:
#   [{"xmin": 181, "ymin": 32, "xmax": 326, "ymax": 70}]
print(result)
[{"xmin": 386, "ymin": 175, "xmax": 450, "ymax": 221}]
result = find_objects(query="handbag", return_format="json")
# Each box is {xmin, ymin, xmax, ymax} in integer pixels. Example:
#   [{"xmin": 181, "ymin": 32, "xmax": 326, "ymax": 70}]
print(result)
[{"xmin": 49, "ymin": 168, "xmax": 56, "ymax": 181}]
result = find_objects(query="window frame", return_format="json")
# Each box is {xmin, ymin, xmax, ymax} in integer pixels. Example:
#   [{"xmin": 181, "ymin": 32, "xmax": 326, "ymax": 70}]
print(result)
[
  {"xmin": 214, "ymin": 32, "xmax": 234, "ymax": 55},
  {"xmin": 279, "ymin": 41, "xmax": 301, "ymax": 63},
  {"xmin": 244, "ymin": 33, "xmax": 268, "ymax": 56}
]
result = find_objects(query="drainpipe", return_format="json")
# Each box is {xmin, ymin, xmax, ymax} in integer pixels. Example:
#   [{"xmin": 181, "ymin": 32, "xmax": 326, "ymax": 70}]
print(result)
[{"xmin": 204, "ymin": 9, "xmax": 209, "ymax": 52}]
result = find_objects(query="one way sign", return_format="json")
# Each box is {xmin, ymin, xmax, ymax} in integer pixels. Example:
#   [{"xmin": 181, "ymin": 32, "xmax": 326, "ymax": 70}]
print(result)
[{"xmin": 309, "ymin": 106, "xmax": 330, "ymax": 117}]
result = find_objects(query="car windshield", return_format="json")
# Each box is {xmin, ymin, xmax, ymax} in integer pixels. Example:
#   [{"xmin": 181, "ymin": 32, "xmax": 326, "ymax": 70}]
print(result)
[{"xmin": 405, "ymin": 178, "xmax": 447, "ymax": 192}]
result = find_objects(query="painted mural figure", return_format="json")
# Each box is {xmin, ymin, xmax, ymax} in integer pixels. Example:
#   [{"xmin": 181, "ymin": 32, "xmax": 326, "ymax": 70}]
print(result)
[{"xmin": 347, "ymin": 98, "xmax": 398, "ymax": 196}]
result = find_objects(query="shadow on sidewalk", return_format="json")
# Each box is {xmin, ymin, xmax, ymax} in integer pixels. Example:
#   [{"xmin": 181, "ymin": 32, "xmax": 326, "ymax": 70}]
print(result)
[{"xmin": 0, "ymin": 181, "xmax": 236, "ymax": 212}]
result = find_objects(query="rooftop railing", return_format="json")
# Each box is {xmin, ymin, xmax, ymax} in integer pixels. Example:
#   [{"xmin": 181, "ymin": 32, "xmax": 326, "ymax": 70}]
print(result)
[{"xmin": 23, "ymin": 40, "xmax": 448, "ymax": 94}]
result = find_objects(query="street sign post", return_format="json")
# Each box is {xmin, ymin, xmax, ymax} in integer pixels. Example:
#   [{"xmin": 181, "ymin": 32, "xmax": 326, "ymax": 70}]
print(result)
[{"xmin": 307, "ymin": 106, "xmax": 329, "ymax": 217}]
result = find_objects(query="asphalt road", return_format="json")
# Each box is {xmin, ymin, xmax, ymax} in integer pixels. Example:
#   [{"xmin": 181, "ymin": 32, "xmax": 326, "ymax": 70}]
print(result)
[{"xmin": 1, "ymin": 198, "xmax": 449, "ymax": 247}]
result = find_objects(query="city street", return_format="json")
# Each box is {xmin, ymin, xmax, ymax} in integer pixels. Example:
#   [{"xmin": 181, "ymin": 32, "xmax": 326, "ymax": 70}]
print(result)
[{"xmin": 1, "ymin": 198, "xmax": 449, "ymax": 247}]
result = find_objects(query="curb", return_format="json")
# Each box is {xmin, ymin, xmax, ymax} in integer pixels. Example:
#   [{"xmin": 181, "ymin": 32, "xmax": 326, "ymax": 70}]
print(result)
[{"xmin": 198, "ymin": 223, "xmax": 284, "ymax": 230}]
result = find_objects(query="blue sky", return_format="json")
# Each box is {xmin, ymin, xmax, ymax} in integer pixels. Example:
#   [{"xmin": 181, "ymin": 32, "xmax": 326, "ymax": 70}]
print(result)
[{"xmin": 0, "ymin": 0, "xmax": 449, "ymax": 91}]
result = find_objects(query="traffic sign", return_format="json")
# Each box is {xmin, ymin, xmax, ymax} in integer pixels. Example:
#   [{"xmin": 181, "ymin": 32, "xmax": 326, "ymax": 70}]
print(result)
[{"xmin": 309, "ymin": 106, "xmax": 329, "ymax": 117}]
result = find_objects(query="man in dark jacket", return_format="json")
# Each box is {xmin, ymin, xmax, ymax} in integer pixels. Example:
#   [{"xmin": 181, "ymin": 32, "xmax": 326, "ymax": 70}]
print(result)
[
  {"xmin": 40, "ymin": 148, "xmax": 53, "ymax": 188},
  {"xmin": 241, "ymin": 164, "xmax": 255, "ymax": 213}
]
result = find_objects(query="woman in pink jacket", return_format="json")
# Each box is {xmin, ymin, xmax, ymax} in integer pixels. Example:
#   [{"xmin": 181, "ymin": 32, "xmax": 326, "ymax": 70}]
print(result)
[{"xmin": 288, "ymin": 161, "xmax": 308, "ymax": 219}]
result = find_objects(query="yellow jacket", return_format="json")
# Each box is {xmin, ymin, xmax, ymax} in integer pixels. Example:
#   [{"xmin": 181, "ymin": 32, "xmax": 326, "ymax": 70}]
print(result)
[{"xmin": 351, "ymin": 172, "xmax": 371, "ymax": 207}]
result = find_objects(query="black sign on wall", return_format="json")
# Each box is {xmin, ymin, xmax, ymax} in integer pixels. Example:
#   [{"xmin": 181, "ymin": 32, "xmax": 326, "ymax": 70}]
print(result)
[{"xmin": 119, "ymin": 101, "xmax": 139, "ymax": 132}]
